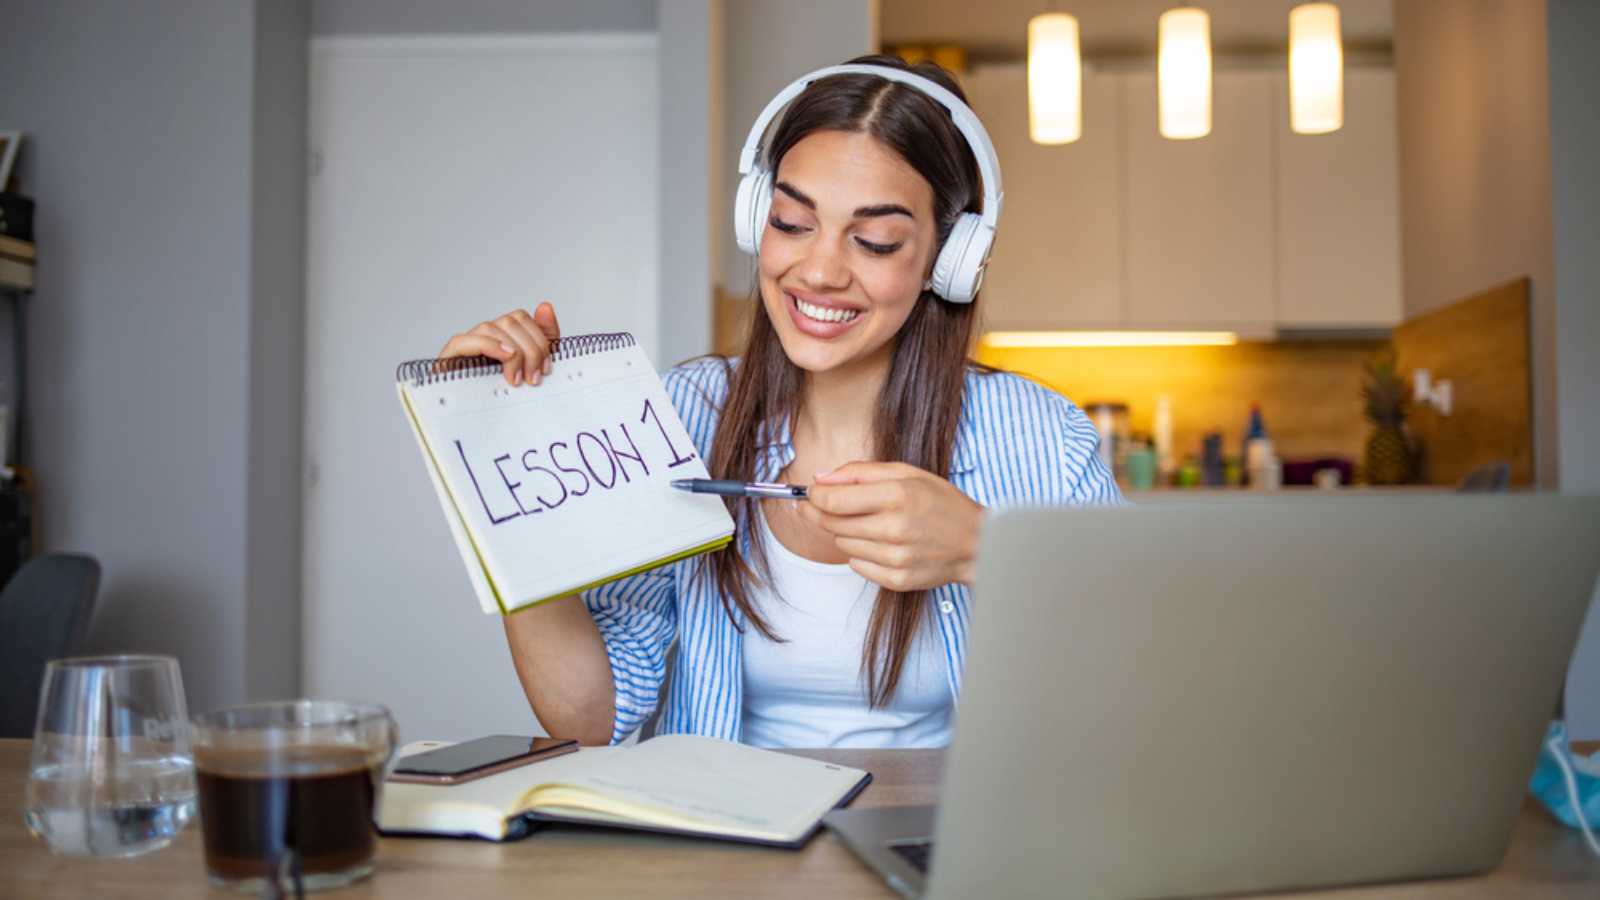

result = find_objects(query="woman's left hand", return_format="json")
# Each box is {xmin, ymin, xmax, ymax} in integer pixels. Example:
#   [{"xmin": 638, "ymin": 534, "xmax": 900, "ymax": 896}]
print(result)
[{"xmin": 800, "ymin": 462, "xmax": 985, "ymax": 592}]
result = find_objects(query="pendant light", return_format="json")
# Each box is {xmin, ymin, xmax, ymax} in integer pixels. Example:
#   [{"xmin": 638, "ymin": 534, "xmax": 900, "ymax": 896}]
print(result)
[
  {"xmin": 1158, "ymin": 6, "xmax": 1212, "ymax": 139},
  {"xmin": 1027, "ymin": 12, "xmax": 1082, "ymax": 144},
  {"xmin": 1289, "ymin": 2, "xmax": 1343, "ymax": 134}
]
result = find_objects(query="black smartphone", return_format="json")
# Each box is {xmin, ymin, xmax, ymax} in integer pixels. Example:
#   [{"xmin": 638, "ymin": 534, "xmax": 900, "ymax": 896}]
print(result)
[{"xmin": 388, "ymin": 735, "xmax": 579, "ymax": 785}]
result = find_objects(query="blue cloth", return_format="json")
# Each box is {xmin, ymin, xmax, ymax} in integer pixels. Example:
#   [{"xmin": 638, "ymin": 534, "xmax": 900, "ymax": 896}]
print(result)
[
  {"xmin": 1530, "ymin": 720, "xmax": 1600, "ymax": 835},
  {"xmin": 583, "ymin": 358, "xmax": 1123, "ymax": 745}
]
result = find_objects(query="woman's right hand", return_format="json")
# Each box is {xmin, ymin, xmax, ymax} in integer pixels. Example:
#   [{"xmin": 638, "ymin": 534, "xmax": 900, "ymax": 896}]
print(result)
[{"xmin": 437, "ymin": 302, "xmax": 562, "ymax": 386}]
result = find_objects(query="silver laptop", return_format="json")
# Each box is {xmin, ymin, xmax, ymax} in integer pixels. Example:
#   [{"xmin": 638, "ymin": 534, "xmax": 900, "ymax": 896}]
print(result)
[{"xmin": 826, "ymin": 495, "xmax": 1600, "ymax": 899}]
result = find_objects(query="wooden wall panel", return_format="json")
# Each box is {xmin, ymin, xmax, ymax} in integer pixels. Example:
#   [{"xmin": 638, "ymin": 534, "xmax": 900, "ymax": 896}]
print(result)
[
  {"xmin": 1392, "ymin": 278, "xmax": 1534, "ymax": 486},
  {"xmin": 713, "ymin": 287, "xmax": 753, "ymax": 358}
]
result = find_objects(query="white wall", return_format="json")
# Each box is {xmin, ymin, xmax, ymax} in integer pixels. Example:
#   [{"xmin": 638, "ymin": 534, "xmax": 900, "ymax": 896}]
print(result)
[
  {"xmin": 720, "ymin": 0, "xmax": 878, "ymax": 296},
  {"xmin": 312, "ymin": 0, "xmax": 654, "ymax": 35},
  {"xmin": 1394, "ymin": 0, "xmax": 1600, "ymax": 737},
  {"xmin": 1392, "ymin": 0, "xmax": 1555, "ymax": 486},
  {"xmin": 246, "ymin": 0, "xmax": 311, "ymax": 704},
  {"xmin": 302, "ymin": 35, "xmax": 660, "ymax": 741},
  {"xmin": 1548, "ymin": 2, "xmax": 1600, "ymax": 495},
  {"xmin": 1547, "ymin": 0, "xmax": 1600, "ymax": 738},
  {"xmin": 655, "ymin": 0, "xmax": 722, "ymax": 366},
  {"xmin": 0, "ymin": 0, "xmax": 306, "ymax": 715}
]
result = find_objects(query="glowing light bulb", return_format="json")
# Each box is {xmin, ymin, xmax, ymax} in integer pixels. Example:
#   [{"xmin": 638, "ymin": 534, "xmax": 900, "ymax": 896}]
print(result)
[
  {"xmin": 1028, "ymin": 13, "xmax": 1082, "ymax": 144},
  {"xmin": 1158, "ymin": 7, "xmax": 1212, "ymax": 140},
  {"xmin": 1290, "ymin": 2, "xmax": 1344, "ymax": 134}
]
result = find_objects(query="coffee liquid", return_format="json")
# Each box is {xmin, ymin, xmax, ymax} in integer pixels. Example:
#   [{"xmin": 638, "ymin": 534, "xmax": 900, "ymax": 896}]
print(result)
[{"xmin": 196, "ymin": 747, "xmax": 378, "ymax": 879}]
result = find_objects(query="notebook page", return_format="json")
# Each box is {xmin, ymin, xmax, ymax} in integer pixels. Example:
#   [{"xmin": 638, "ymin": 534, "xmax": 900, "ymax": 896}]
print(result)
[
  {"xmin": 397, "ymin": 387, "xmax": 501, "ymax": 613},
  {"xmin": 522, "ymin": 735, "xmax": 868, "ymax": 841},
  {"xmin": 401, "ymin": 341, "xmax": 733, "ymax": 612},
  {"xmin": 378, "ymin": 744, "xmax": 621, "ymax": 836}
]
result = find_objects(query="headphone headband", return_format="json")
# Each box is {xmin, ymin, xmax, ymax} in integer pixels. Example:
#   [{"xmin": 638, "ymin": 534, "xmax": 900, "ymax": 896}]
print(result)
[{"xmin": 736, "ymin": 63, "xmax": 1004, "ymax": 228}]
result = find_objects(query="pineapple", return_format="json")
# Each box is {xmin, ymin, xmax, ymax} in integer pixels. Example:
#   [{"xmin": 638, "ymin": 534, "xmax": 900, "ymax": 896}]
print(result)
[{"xmin": 1362, "ymin": 348, "xmax": 1412, "ymax": 485}]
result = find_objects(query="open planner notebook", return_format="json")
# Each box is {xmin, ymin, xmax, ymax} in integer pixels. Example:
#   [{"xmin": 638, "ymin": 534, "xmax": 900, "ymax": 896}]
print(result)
[
  {"xmin": 395, "ymin": 333, "xmax": 734, "ymax": 615},
  {"xmin": 377, "ymin": 735, "xmax": 872, "ymax": 848}
]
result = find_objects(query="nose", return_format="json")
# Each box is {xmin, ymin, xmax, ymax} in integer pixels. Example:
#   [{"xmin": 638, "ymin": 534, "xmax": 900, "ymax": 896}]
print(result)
[{"xmin": 795, "ymin": 233, "xmax": 851, "ymax": 293}]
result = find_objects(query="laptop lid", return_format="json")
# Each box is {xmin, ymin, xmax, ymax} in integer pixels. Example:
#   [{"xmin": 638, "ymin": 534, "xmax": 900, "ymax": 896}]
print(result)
[{"xmin": 927, "ymin": 495, "xmax": 1600, "ymax": 900}]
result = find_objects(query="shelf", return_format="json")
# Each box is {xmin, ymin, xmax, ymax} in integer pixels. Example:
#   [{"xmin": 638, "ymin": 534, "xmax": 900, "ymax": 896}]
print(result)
[{"xmin": 0, "ymin": 237, "xmax": 34, "ymax": 291}]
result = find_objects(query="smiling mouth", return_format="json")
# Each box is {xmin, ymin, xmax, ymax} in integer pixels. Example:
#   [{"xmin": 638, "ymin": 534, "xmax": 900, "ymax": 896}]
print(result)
[{"xmin": 788, "ymin": 292, "xmax": 862, "ymax": 324}]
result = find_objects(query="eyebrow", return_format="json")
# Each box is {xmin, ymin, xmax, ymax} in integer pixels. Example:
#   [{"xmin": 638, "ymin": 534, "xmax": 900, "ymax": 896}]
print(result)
[{"xmin": 774, "ymin": 181, "xmax": 916, "ymax": 220}]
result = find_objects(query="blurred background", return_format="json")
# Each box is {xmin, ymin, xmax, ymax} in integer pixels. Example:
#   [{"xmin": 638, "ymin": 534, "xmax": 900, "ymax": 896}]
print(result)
[{"xmin": 0, "ymin": 0, "xmax": 1595, "ymax": 743}]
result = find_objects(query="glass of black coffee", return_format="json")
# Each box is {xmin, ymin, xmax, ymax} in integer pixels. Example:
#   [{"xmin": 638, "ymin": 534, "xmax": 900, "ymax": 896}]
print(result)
[{"xmin": 190, "ymin": 700, "xmax": 397, "ymax": 894}]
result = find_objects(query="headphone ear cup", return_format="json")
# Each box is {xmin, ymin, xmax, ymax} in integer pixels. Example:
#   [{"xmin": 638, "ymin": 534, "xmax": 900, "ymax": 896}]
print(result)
[
  {"xmin": 930, "ymin": 214, "xmax": 992, "ymax": 304},
  {"xmin": 734, "ymin": 167, "xmax": 774, "ymax": 256},
  {"xmin": 751, "ymin": 174, "xmax": 773, "ymax": 255}
]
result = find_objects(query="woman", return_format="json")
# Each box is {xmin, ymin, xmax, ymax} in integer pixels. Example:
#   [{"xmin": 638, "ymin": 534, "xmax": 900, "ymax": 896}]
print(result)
[{"xmin": 434, "ymin": 56, "xmax": 1120, "ymax": 748}]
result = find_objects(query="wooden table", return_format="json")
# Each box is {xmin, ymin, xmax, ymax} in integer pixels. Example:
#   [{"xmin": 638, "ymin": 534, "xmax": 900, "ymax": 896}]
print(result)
[{"xmin": 3, "ymin": 738, "xmax": 1598, "ymax": 898}]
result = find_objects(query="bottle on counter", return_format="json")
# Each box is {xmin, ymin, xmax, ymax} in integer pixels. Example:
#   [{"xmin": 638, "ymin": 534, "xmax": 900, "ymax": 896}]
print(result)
[
  {"xmin": 1201, "ymin": 431, "xmax": 1227, "ymax": 487},
  {"xmin": 1153, "ymin": 395, "xmax": 1175, "ymax": 485},
  {"xmin": 1124, "ymin": 433, "xmax": 1156, "ymax": 491},
  {"xmin": 1241, "ymin": 404, "xmax": 1264, "ymax": 485},
  {"xmin": 1242, "ymin": 404, "xmax": 1281, "ymax": 490},
  {"xmin": 1241, "ymin": 404, "xmax": 1281, "ymax": 490},
  {"xmin": 1177, "ymin": 454, "xmax": 1202, "ymax": 488},
  {"xmin": 1249, "ymin": 447, "xmax": 1282, "ymax": 490},
  {"xmin": 1084, "ymin": 401, "xmax": 1130, "ymax": 482}
]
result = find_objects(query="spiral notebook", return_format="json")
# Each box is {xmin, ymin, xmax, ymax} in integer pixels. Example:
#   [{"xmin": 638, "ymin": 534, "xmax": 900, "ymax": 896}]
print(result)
[{"xmin": 395, "ymin": 333, "xmax": 734, "ymax": 615}]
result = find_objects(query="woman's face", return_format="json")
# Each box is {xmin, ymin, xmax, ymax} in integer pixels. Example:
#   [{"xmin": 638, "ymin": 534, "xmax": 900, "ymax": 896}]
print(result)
[{"xmin": 757, "ymin": 129, "xmax": 940, "ymax": 377}]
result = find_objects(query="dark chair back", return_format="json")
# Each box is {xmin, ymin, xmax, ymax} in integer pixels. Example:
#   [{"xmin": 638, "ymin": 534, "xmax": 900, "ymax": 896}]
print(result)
[
  {"xmin": 0, "ymin": 554, "xmax": 101, "ymax": 738},
  {"xmin": 1456, "ymin": 461, "xmax": 1511, "ymax": 493}
]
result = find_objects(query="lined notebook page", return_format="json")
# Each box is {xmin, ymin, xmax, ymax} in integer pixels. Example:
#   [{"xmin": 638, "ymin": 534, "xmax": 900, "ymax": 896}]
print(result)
[
  {"xmin": 397, "ymin": 338, "xmax": 732, "ymax": 613},
  {"xmin": 378, "ymin": 744, "xmax": 622, "ymax": 838},
  {"xmin": 522, "ymin": 735, "xmax": 869, "ymax": 841}
]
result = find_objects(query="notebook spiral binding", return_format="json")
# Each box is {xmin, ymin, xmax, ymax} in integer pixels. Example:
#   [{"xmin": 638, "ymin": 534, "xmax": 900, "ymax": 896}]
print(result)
[{"xmin": 395, "ymin": 332, "xmax": 636, "ymax": 386}]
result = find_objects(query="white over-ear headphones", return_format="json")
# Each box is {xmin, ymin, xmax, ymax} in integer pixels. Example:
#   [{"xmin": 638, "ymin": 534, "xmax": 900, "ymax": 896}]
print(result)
[{"xmin": 733, "ymin": 63, "xmax": 1005, "ymax": 305}]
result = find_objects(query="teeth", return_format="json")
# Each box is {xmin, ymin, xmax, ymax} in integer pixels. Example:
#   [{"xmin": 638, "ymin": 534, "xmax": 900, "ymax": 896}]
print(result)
[{"xmin": 792, "ymin": 294, "xmax": 860, "ymax": 324}]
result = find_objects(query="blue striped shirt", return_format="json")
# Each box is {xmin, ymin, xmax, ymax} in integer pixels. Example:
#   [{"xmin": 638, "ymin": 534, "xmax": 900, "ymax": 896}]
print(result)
[{"xmin": 583, "ymin": 358, "xmax": 1122, "ymax": 745}]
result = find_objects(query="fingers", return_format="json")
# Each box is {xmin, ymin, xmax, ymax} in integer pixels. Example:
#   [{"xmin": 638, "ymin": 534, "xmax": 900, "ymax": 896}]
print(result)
[
  {"xmin": 846, "ymin": 558, "xmax": 919, "ymax": 594},
  {"xmin": 798, "ymin": 503, "xmax": 909, "ymax": 543},
  {"xmin": 438, "ymin": 332, "xmax": 515, "ymax": 361},
  {"xmin": 438, "ymin": 306, "xmax": 561, "ymax": 387},
  {"xmin": 507, "ymin": 309, "xmax": 558, "ymax": 382},
  {"xmin": 833, "ymin": 536, "xmax": 916, "ymax": 570},
  {"xmin": 437, "ymin": 331, "xmax": 521, "ymax": 383},
  {"xmin": 533, "ymin": 301, "xmax": 561, "ymax": 342},
  {"xmin": 804, "ymin": 470, "xmax": 983, "ymax": 591},
  {"xmin": 469, "ymin": 320, "xmax": 538, "ymax": 385},
  {"xmin": 806, "ymin": 479, "xmax": 911, "ymax": 517},
  {"xmin": 813, "ymin": 461, "xmax": 916, "ymax": 485}
]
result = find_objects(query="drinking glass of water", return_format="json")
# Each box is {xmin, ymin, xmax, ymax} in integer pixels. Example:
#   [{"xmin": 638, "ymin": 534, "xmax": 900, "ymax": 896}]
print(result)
[{"xmin": 24, "ymin": 655, "xmax": 196, "ymax": 857}]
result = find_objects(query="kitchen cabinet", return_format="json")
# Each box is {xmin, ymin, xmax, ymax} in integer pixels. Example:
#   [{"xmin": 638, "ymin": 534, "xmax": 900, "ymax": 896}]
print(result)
[
  {"xmin": 965, "ymin": 63, "xmax": 1401, "ymax": 334},
  {"xmin": 1124, "ymin": 70, "xmax": 1276, "ymax": 328},
  {"xmin": 1272, "ymin": 68, "xmax": 1402, "ymax": 328},
  {"xmin": 964, "ymin": 64, "xmax": 1122, "ymax": 330}
]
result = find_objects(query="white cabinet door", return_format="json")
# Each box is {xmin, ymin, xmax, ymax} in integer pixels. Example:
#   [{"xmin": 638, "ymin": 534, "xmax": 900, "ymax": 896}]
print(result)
[
  {"xmin": 1123, "ymin": 70, "xmax": 1276, "ymax": 329},
  {"xmin": 1273, "ymin": 68, "xmax": 1402, "ymax": 327},
  {"xmin": 965, "ymin": 64, "xmax": 1122, "ymax": 330}
]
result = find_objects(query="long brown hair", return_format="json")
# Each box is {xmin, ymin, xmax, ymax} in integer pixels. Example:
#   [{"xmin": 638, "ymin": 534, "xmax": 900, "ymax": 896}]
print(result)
[{"xmin": 706, "ymin": 55, "xmax": 985, "ymax": 707}]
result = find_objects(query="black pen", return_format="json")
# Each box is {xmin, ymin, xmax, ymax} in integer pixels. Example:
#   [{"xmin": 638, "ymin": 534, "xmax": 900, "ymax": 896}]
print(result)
[{"xmin": 670, "ymin": 478, "xmax": 810, "ymax": 500}]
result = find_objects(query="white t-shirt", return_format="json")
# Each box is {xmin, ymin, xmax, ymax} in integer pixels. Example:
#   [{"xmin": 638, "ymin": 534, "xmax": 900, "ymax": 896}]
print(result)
[{"xmin": 740, "ymin": 515, "xmax": 953, "ymax": 749}]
